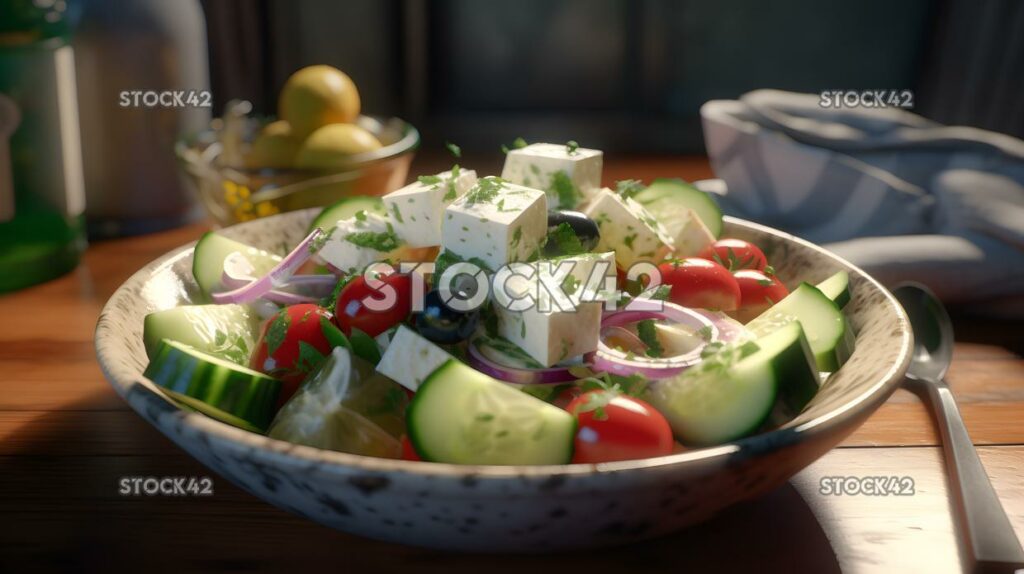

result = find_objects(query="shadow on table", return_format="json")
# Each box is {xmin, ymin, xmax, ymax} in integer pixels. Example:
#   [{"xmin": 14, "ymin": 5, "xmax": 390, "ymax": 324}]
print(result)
[{"xmin": 0, "ymin": 392, "xmax": 840, "ymax": 573}]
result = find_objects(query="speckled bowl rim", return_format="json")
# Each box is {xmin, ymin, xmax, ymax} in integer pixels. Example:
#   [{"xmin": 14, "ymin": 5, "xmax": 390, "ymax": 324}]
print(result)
[{"xmin": 96, "ymin": 212, "xmax": 913, "ymax": 480}]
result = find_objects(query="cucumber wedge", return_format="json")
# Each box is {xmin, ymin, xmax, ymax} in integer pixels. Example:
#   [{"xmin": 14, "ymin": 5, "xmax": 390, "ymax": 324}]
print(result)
[
  {"xmin": 644, "ymin": 322, "xmax": 818, "ymax": 446},
  {"xmin": 408, "ymin": 359, "xmax": 576, "ymax": 465},
  {"xmin": 746, "ymin": 283, "xmax": 851, "ymax": 372},
  {"xmin": 816, "ymin": 270, "xmax": 851, "ymax": 309},
  {"xmin": 192, "ymin": 232, "xmax": 281, "ymax": 296},
  {"xmin": 634, "ymin": 178, "xmax": 724, "ymax": 238},
  {"xmin": 309, "ymin": 196, "xmax": 385, "ymax": 233},
  {"xmin": 144, "ymin": 339, "xmax": 282, "ymax": 432},
  {"xmin": 143, "ymin": 304, "xmax": 260, "ymax": 364}
]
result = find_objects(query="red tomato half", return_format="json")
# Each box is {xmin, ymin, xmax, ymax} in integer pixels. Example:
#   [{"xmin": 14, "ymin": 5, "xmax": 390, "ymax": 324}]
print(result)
[
  {"xmin": 250, "ymin": 304, "xmax": 338, "ymax": 404},
  {"xmin": 700, "ymin": 238, "xmax": 768, "ymax": 272},
  {"xmin": 732, "ymin": 270, "xmax": 790, "ymax": 323},
  {"xmin": 400, "ymin": 435, "xmax": 421, "ymax": 461},
  {"xmin": 656, "ymin": 258, "xmax": 741, "ymax": 311},
  {"xmin": 333, "ymin": 271, "xmax": 413, "ymax": 337},
  {"xmin": 566, "ymin": 391, "xmax": 674, "ymax": 463}
]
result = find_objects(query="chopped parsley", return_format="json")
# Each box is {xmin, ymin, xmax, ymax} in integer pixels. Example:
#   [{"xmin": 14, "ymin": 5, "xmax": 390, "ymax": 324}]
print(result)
[
  {"xmin": 698, "ymin": 325, "xmax": 713, "ymax": 341},
  {"xmin": 345, "ymin": 229, "xmax": 401, "ymax": 252},
  {"xmin": 615, "ymin": 179, "xmax": 645, "ymax": 200},
  {"xmin": 547, "ymin": 171, "xmax": 580, "ymax": 209},
  {"xmin": 561, "ymin": 274, "xmax": 580, "ymax": 296},
  {"xmin": 510, "ymin": 226, "xmax": 523, "ymax": 248},
  {"xmin": 636, "ymin": 319, "xmax": 664, "ymax": 358},
  {"xmin": 544, "ymin": 222, "xmax": 586, "ymax": 256},
  {"xmin": 390, "ymin": 203, "xmax": 404, "ymax": 223},
  {"xmin": 565, "ymin": 140, "xmax": 579, "ymax": 155},
  {"xmin": 295, "ymin": 340, "xmax": 327, "ymax": 376},
  {"xmin": 623, "ymin": 233, "xmax": 637, "ymax": 249},
  {"xmin": 501, "ymin": 137, "xmax": 529, "ymax": 154},
  {"xmin": 418, "ymin": 174, "xmax": 442, "ymax": 186},
  {"xmin": 464, "ymin": 177, "xmax": 504, "ymax": 205},
  {"xmin": 445, "ymin": 141, "xmax": 462, "ymax": 158},
  {"xmin": 444, "ymin": 164, "xmax": 461, "ymax": 201},
  {"xmin": 308, "ymin": 225, "xmax": 335, "ymax": 253},
  {"xmin": 264, "ymin": 311, "xmax": 291, "ymax": 356}
]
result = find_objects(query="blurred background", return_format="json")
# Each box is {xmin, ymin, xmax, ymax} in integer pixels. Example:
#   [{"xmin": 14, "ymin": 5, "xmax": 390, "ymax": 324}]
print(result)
[
  {"xmin": 205, "ymin": 0, "xmax": 1023, "ymax": 152},
  {"xmin": 2, "ymin": 0, "xmax": 1023, "ymax": 304}
]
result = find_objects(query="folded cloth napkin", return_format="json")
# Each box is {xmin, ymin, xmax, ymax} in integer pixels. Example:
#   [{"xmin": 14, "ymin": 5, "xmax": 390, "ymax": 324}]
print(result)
[{"xmin": 700, "ymin": 89, "xmax": 1024, "ymax": 314}]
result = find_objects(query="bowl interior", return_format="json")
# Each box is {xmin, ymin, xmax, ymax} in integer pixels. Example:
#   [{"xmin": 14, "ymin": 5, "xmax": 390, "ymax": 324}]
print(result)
[{"xmin": 96, "ymin": 210, "xmax": 912, "ymax": 475}]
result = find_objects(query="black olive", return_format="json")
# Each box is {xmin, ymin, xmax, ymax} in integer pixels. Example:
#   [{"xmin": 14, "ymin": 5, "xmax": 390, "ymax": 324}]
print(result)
[
  {"xmin": 415, "ymin": 290, "xmax": 479, "ymax": 344},
  {"xmin": 545, "ymin": 210, "xmax": 600, "ymax": 255}
]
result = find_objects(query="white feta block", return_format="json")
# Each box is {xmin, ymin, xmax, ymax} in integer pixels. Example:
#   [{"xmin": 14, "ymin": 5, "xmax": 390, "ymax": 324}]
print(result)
[
  {"xmin": 552, "ymin": 251, "xmax": 617, "ymax": 303},
  {"xmin": 501, "ymin": 143, "xmax": 603, "ymax": 208},
  {"xmin": 375, "ymin": 325, "xmax": 454, "ymax": 391},
  {"xmin": 317, "ymin": 212, "xmax": 405, "ymax": 274},
  {"xmin": 493, "ymin": 277, "xmax": 602, "ymax": 367},
  {"xmin": 383, "ymin": 168, "xmax": 478, "ymax": 247},
  {"xmin": 441, "ymin": 177, "xmax": 547, "ymax": 271},
  {"xmin": 662, "ymin": 207, "xmax": 715, "ymax": 257},
  {"xmin": 585, "ymin": 188, "xmax": 674, "ymax": 269}
]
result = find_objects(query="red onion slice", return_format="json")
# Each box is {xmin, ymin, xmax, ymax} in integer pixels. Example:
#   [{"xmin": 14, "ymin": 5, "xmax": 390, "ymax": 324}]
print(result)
[
  {"xmin": 211, "ymin": 228, "xmax": 324, "ymax": 305},
  {"xmin": 588, "ymin": 299, "xmax": 719, "ymax": 379},
  {"xmin": 467, "ymin": 340, "xmax": 579, "ymax": 385}
]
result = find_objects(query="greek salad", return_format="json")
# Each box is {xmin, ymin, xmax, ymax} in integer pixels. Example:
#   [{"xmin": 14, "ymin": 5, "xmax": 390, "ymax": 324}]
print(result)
[{"xmin": 142, "ymin": 141, "xmax": 855, "ymax": 465}]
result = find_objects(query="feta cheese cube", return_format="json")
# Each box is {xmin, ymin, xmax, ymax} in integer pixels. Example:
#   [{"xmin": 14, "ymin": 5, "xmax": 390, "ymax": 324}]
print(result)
[
  {"xmin": 501, "ymin": 143, "xmax": 603, "ymax": 208},
  {"xmin": 383, "ymin": 168, "xmax": 478, "ymax": 247},
  {"xmin": 375, "ymin": 325, "xmax": 454, "ymax": 391},
  {"xmin": 317, "ymin": 212, "xmax": 405, "ymax": 274},
  {"xmin": 493, "ymin": 277, "xmax": 602, "ymax": 367},
  {"xmin": 552, "ymin": 251, "xmax": 617, "ymax": 303},
  {"xmin": 585, "ymin": 188, "xmax": 674, "ymax": 269},
  {"xmin": 441, "ymin": 177, "xmax": 547, "ymax": 271},
  {"xmin": 662, "ymin": 207, "xmax": 715, "ymax": 257}
]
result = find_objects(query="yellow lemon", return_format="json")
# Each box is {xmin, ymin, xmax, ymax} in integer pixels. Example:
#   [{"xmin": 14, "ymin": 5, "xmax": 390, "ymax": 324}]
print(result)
[
  {"xmin": 279, "ymin": 65, "xmax": 361, "ymax": 139},
  {"xmin": 246, "ymin": 120, "xmax": 301, "ymax": 169},
  {"xmin": 294, "ymin": 123, "xmax": 382, "ymax": 170}
]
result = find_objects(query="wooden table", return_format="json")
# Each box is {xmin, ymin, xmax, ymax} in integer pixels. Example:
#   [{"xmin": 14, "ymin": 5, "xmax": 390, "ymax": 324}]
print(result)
[{"xmin": 2, "ymin": 156, "xmax": 1022, "ymax": 573}]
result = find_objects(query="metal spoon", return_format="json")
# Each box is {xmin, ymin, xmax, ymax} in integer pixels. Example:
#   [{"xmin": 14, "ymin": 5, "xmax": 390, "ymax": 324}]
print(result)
[{"xmin": 893, "ymin": 283, "xmax": 1024, "ymax": 572}]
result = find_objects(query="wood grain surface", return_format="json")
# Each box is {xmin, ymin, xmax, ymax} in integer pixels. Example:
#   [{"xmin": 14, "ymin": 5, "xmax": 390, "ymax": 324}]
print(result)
[{"xmin": 1, "ymin": 155, "xmax": 1021, "ymax": 573}]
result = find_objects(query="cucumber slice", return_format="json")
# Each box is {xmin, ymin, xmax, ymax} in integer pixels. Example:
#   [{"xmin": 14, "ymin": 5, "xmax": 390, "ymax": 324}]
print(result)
[
  {"xmin": 192, "ymin": 232, "xmax": 281, "ymax": 296},
  {"xmin": 144, "ymin": 339, "xmax": 282, "ymax": 432},
  {"xmin": 308, "ymin": 196, "xmax": 385, "ymax": 233},
  {"xmin": 816, "ymin": 270, "xmax": 851, "ymax": 309},
  {"xmin": 644, "ymin": 322, "xmax": 818, "ymax": 446},
  {"xmin": 634, "ymin": 178, "xmax": 724, "ymax": 238},
  {"xmin": 143, "ymin": 304, "xmax": 260, "ymax": 364},
  {"xmin": 408, "ymin": 359, "xmax": 576, "ymax": 465},
  {"xmin": 746, "ymin": 283, "xmax": 851, "ymax": 372}
]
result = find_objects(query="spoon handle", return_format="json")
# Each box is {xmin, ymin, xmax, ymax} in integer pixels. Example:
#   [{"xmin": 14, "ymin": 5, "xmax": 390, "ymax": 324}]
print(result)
[{"xmin": 921, "ymin": 377, "xmax": 1024, "ymax": 570}]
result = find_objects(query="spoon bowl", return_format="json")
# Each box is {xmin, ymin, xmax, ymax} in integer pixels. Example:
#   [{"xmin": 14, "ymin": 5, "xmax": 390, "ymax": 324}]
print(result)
[{"xmin": 893, "ymin": 283, "xmax": 954, "ymax": 382}]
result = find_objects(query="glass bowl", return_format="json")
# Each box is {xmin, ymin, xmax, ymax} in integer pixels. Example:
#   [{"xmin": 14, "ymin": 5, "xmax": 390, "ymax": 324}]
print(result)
[{"xmin": 176, "ymin": 115, "xmax": 419, "ymax": 226}]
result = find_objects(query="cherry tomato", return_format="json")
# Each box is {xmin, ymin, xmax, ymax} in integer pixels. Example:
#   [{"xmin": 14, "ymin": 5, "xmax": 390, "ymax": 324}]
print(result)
[
  {"xmin": 250, "ymin": 304, "xmax": 339, "ymax": 404},
  {"xmin": 400, "ymin": 435, "xmax": 421, "ymax": 461},
  {"xmin": 732, "ymin": 269, "xmax": 790, "ymax": 323},
  {"xmin": 566, "ymin": 391, "xmax": 674, "ymax": 463},
  {"xmin": 656, "ymin": 258, "xmax": 741, "ymax": 311},
  {"xmin": 700, "ymin": 238, "xmax": 768, "ymax": 272},
  {"xmin": 552, "ymin": 385, "xmax": 583, "ymax": 410},
  {"xmin": 333, "ymin": 271, "xmax": 413, "ymax": 337}
]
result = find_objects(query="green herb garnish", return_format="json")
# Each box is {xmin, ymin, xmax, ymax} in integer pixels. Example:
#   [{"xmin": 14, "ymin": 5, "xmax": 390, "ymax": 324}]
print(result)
[
  {"xmin": 547, "ymin": 171, "xmax": 580, "ymax": 210},
  {"xmin": 445, "ymin": 141, "xmax": 462, "ymax": 158},
  {"xmin": 464, "ymin": 176, "xmax": 504, "ymax": 205},
  {"xmin": 565, "ymin": 140, "xmax": 579, "ymax": 155},
  {"xmin": 345, "ymin": 229, "xmax": 402, "ymax": 252},
  {"xmin": 615, "ymin": 179, "xmax": 645, "ymax": 200},
  {"xmin": 545, "ymin": 222, "xmax": 586, "ymax": 256},
  {"xmin": 636, "ymin": 319, "xmax": 664, "ymax": 358}
]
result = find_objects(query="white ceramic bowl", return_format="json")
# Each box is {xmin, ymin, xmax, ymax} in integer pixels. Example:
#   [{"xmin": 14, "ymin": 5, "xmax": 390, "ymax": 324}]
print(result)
[{"xmin": 95, "ymin": 209, "xmax": 912, "ymax": 552}]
